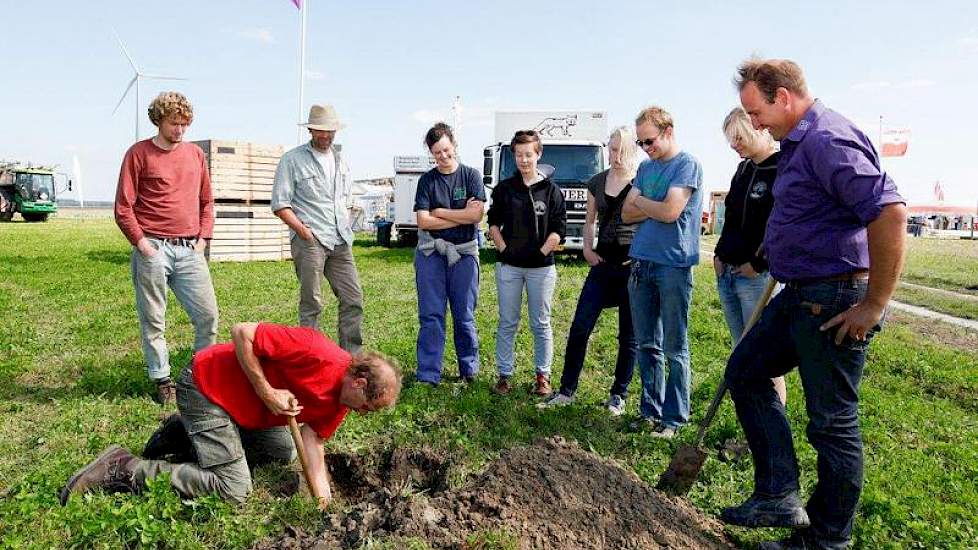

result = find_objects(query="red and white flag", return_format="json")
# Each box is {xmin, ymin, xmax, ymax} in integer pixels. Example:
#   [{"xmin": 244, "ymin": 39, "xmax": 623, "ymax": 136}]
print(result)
[
  {"xmin": 933, "ymin": 181, "xmax": 945, "ymax": 202},
  {"xmin": 881, "ymin": 128, "xmax": 910, "ymax": 157}
]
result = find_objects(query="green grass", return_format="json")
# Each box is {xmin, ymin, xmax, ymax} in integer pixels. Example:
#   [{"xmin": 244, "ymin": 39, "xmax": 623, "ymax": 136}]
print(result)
[{"xmin": 1, "ymin": 219, "xmax": 976, "ymax": 549}]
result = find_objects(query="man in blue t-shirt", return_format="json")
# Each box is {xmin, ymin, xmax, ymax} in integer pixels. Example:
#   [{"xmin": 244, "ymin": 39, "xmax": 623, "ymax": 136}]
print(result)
[
  {"xmin": 622, "ymin": 106, "xmax": 703, "ymax": 439},
  {"xmin": 413, "ymin": 123, "xmax": 486, "ymax": 385}
]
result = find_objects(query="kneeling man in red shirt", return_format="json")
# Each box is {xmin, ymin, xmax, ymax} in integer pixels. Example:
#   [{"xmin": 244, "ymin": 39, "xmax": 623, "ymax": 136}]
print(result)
[{"xmin": 60, "ymin": 322, "xmax": 401, "ymax": 509}]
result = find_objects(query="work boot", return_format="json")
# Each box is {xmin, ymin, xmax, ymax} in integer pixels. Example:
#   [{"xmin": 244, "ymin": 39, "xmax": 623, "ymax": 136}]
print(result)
[
  {"xmin": 720, "ymin": 491, "xmax": 811, "ymax": 528},
  {"xmin": 155, "ymin": 378, "xmax": 177, "ymax": 406},
  {"xmin": 493, "ymin": 376, "xmax": 511, "ymax": 395},
  {"xmin": 143, "ymin": 413, "xmax": 196, "ymax": 463},
  {"xmin": 59, "ymin": 445, "xmax": 142, "ymax": 505},
  {"xmin": 757, "ymin": 531, "xmax": 816, "ymax": 550},
  {"xmin": 532, "ymin": 374, "xmax": 551, "ymax": 396}
]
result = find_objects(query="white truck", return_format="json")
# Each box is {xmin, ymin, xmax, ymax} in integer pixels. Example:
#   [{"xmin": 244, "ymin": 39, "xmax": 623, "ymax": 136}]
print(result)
[
  {"xmin": 482, "ymin": 110, "xmax": 608, "ymax": 250},
  {"xmin": 385, "ymin": 154, "xmax": 436, "ymax": 247}
]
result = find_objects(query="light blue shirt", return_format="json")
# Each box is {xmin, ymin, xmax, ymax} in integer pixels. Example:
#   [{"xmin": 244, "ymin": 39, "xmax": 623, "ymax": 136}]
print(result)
[
  {"xmin": 628, "ymin": 152, "xmax": 703, "ymax": 267},
  {"xmin": 271, "ymin": 142, "xmax": 354, "ymax": 249}
]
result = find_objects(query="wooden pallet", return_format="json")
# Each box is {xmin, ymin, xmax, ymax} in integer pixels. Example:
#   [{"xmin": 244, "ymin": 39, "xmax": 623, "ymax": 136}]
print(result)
[
  {"xmin": 209, "ymin": 203, "xmax": 291, "ymax": 262},
  {"xmin": 195, "ymin": 139, "xmax": 285, "ymax": 205}
]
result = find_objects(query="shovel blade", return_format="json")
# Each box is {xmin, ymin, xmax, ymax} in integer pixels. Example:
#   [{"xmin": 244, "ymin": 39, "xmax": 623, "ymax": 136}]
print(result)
[{"xmin": 656, "ymin": 444, "xmax": 708, "ymax": 496}]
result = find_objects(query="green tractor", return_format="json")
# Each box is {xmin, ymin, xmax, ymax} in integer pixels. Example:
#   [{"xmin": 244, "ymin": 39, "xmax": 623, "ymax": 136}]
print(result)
[{"xmin": 0, "ymin": 162, "xmax": 71, "ymax": 222}]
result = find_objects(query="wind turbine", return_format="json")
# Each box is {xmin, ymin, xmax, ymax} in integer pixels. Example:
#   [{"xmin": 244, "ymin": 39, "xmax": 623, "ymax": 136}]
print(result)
[{"xmin": 111, "ymin": 30, "xmax": 188, "ymax": 141}]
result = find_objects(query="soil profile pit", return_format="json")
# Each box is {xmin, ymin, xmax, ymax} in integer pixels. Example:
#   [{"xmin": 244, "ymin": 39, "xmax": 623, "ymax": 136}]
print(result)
[{"xmin": 252, "ymin": 437, "xmax": 735, "ymax": 550}]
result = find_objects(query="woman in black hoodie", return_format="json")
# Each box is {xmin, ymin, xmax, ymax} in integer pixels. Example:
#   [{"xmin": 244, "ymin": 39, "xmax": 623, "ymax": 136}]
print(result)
[
  {"xmin": 487, "ymin": 130, "xmax": 566, "ymax": 397},
  {"xmin": 714, "ymin": 106, "xmax": 785, "ymax": 404}
]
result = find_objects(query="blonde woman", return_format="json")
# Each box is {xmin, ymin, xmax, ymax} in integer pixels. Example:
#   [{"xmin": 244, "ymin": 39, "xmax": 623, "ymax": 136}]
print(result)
[
  {"xmin": 539, "ymin": 127, "xmax": 641, "ymax": 414},
  {"xmin": 715, "ymin": 107, "xmax": 785, "ymax": 404}
]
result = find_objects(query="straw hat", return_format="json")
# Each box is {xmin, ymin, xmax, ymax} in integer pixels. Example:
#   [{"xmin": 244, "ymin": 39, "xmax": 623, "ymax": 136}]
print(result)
[{"xmin": 300, "ymin": 104, "xmax": 345, "ymax": 131}]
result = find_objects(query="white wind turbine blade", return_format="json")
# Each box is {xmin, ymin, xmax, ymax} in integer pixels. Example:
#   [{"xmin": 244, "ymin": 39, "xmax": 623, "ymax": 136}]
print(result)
[
  {"xmin": 113, "ymin": 29, "xmax": 139, "ymax": 73},
  {"xmin": 112, "ymin": 75, "xmax": 138, "ymax": 115},
  {"xmin": 141, "ymin": 74, "xmax": 188, "ymax": 81}
]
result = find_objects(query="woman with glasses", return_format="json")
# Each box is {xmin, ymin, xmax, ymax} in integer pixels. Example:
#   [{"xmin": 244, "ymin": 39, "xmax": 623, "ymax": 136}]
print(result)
[
  {"xmin": 714, "ymin": 107, "xmax": 785, "ymax": 404},
  {"xmin": 538, "ymin": 126, "xmax": 640, "ymax": 415},
  {"xmin": 487, "ymin": 130, "xmax": 566, "ymax": 396}
]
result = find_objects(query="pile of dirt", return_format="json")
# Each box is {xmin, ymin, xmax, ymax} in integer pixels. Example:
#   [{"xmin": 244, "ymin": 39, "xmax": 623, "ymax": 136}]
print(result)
[{"xmin": 252, "ymin": 437, "xmax": 735, "ymax": 549}]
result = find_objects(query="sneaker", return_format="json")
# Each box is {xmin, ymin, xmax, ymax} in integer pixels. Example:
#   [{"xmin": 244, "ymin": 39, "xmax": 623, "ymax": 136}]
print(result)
[
  {"xmin": 627, "ymin": 417, "xmax": 661, "ymax": 433},
  {"xmin": 155, "ymin": 378, "xmax": 177, "ymax": 406},
  {"xmin": 720, "ymin": 492, "xmax": 811, "ymax": 528},
  {"xmin": 605, "ymin": 394, "xmax": 626, "ymax": 416},
  {"xmin": 536, "ymin": 392, "xmax": 574, "ymax": 409},
  {"xmin": 493, "ymin": 377, "xmax": 511, "ymax": 395},
  {"xmin": 59, "ymin": 445, "xmax": 141, "ymax": 505},
  {"xmin": 532, "ymin": 374, "xmax": 551, "ymax": 396},
  {"xmin": 142, "ymin": 413, "xmax": 195, "ymax": 463},
  {"xmin": 649, "ymin": 424, "xmax": 678, "ymax": 440}
]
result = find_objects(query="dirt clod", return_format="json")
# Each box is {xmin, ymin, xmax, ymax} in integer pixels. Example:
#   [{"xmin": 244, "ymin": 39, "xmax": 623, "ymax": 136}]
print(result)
[{"xmin": 252, "ymin": 437, "xmax": 735, "ymax": 549}]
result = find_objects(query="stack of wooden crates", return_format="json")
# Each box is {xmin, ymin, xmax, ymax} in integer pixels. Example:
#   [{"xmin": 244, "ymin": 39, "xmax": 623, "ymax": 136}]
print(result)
[{"xmin": 195, "ymin": 139, "xmax": 291, "ymax": 262}]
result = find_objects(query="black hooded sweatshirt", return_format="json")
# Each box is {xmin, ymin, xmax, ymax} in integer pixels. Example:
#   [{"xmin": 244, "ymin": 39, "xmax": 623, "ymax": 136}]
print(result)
[
  {"xmin": 487, "ymin": 173, "xmax": 566, "ymax": 268},
  {"xmin": 714, "ymin": 151, "xmax": 778, "ymax": 273}
]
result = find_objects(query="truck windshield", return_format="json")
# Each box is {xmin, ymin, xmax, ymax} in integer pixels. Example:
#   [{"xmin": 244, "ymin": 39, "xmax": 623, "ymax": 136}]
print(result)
[
  {"xmin": 500, "ymin": 144, "xmax": 603, "ymax": 185},
  {"xmin": 14, "ymin": 173, "xmax": 55, "ymax": 201}
]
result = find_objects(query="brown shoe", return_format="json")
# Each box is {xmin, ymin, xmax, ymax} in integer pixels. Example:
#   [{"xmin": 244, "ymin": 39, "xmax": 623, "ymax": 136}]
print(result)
[
  {"xmin": 533, "ymin": 374, "xmax": 551, "ymax": 396},
  {"xmin": 155, "ymin": 378, "xmax": 177, "ymax": 406},
  {"xmin": 493, "ymin": 377, "xmax": 511, "ymax": 395},
  {"xmin": 59, "ymin": 445, "xmax": 141, "ymax": 505}
]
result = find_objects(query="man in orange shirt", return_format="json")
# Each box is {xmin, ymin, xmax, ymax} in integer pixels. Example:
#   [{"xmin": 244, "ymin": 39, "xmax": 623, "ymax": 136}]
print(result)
[
  {"xmin": 114, "ymin": 91, "xmax": 219, "ymax": 405},
  {"xmin": 60, "ymin": 322, "xmax": 401, "ymax": 509}
]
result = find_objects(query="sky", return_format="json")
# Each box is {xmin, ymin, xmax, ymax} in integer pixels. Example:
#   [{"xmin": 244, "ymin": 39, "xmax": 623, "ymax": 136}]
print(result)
[{"xmin": 2, "ymin": 0, "xmax": 977, "ymax": 207}]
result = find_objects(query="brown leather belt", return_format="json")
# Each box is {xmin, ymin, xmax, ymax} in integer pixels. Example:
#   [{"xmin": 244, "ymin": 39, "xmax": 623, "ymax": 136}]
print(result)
[{"xmin": 785, "ymin": 269, "xmax": 869, "ymax": 288}]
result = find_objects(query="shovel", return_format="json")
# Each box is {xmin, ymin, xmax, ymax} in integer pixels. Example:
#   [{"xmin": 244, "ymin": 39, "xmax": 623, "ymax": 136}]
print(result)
[
  {"xmin": 656, "ymin": 276, "xmax": 777, "ymax": 495},
  {"xmin": 288, "ymin": 416, "xmax": 322, "ymax": 503}
]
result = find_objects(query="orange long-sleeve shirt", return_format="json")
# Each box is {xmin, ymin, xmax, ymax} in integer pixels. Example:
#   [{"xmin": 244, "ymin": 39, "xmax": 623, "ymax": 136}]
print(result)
[{"xmin": 114, "ymin": 139, "xmax": 214, "ymax": 246}]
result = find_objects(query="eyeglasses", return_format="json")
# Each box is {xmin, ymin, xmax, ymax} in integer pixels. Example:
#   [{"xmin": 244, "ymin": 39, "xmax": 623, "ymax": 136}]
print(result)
[{"xmin": 636, "ymin": 134, "xmax": 663, "ymax": 148}]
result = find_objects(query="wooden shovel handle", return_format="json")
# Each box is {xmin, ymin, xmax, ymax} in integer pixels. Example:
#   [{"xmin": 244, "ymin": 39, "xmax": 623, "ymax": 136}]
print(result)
[
  {"xmin": 694, "ymin": 277, "xmax": 778, "ymax": 445},
  {"xmin": 287, "ymin": 416, "xmax": 320, "ymax": 501}
]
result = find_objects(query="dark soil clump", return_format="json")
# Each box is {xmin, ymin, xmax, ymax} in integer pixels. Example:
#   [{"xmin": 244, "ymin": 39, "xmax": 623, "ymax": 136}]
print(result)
[{"xmin": 252, "ymin": 437, "xmax": 735, "ymax": 549}]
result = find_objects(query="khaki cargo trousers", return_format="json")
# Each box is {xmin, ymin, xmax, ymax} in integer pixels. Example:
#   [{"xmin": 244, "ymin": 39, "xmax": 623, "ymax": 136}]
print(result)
[{"xmin": 133, "ymin": 367, "xmax": 296, "ymax": 503}]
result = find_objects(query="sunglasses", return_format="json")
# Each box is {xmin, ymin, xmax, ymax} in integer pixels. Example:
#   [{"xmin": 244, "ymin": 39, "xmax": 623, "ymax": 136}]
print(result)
[{"xmin": 636, "ymin": 134, "xmax": 664, "ymax": 148}]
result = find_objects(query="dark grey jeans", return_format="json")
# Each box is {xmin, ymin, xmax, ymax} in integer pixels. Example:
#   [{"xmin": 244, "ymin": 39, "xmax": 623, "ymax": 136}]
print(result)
[
  {"xmin": 133, "ymin": 367, "xmax": 295, "ymax": 503},
  {"xmin": 724, "ymin": 279, "xmax": 880, "ymax": 549}
]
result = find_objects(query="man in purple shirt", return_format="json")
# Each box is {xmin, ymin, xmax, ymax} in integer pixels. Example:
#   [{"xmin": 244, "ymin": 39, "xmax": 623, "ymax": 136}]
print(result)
[{"xmin": 721, "ymin": 58, "xmax": 907, "ymax": 550}]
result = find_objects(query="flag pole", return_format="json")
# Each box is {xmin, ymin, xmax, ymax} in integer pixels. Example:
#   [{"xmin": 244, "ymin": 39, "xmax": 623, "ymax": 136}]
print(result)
[{"xmin": 296, "ymin": 0, "xmax": 308, "ymax": 145}]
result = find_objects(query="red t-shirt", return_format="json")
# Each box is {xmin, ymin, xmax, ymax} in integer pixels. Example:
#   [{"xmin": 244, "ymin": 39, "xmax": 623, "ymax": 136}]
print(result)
[
  {"xmin": 192, "ymin": 323, "xmax": 350, "ymax": 440},
  {"xmin": 114, "ymin": 139, "xmax": 215, "ymax": 246}
]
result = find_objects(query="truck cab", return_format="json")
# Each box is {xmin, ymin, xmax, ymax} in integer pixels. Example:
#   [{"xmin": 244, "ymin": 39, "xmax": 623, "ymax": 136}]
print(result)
[
  {"xmin": 482, "ymin": 111, "xmax": 609, "ymax": 251},
  {"xmin": 0, "ymin": 164, "xmax": 66, "ymax": 222}
]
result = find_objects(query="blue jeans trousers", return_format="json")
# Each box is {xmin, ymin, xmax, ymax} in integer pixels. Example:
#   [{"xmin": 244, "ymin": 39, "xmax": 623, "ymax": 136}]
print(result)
[
  {"xmin": 724, "ymin": 279, "xmax": 879, "ymax": 549},
  {"xmin": 628, "ymin": 260, "xmax": 693, "ymax": 428},
  {"xmin": 414, "ymin": 251, "xmax": 480, "ymax": 383},
  {"xmin": 716, "ymin": 264, "xmax": 772, "ymax": 342},
  {"xmin": 494, "ymin": 263, "xmax": 556, "ymax": 378},
  {"xmin": 559, "ymin": 261, "xmax": 636, "ymax": 398}
]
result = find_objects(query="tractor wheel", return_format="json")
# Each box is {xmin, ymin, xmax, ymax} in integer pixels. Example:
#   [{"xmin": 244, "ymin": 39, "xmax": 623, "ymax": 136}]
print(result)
[{"xmin": 22, "ymin": 212, "xmax": 49, "ymax": 222}]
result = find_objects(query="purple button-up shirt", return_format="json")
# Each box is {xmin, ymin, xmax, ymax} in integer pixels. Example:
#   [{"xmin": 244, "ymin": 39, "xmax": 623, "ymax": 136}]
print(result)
[{"xmin": 764, "ymin": 100, "xmax": 904, "ymax": 282}]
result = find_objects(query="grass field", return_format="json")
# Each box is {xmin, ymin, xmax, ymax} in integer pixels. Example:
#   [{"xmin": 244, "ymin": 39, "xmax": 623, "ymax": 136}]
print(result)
[{"xmin": 1, "ymin": 219, "xmax": 976, "ymax": 549}]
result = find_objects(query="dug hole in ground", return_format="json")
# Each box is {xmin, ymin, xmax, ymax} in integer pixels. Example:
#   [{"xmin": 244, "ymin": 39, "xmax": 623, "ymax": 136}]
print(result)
[{"xmin": 252, "ymin": 437, "xmax": 735, "ymax": 549}]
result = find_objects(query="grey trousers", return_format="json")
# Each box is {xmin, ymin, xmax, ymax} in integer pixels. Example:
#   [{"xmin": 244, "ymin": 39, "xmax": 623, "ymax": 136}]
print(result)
[
  {"xmin": 133, "ymin": 368, "xmax": 296, "ymax": 503},
  {"xmin": 290, "ymin": 236, "xmax": 364, "ymax": 353}
]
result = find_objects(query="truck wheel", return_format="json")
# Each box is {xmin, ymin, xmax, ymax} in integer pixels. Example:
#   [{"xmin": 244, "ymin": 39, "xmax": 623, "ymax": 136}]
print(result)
[{"xmin": 23, "ymin": 213, "xmax": 49, "ymax": 222}]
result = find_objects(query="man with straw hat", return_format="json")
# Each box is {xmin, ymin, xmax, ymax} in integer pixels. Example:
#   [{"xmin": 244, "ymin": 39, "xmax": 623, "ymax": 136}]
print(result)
[{"xmin": 272, "ymin": 104, "xmax": 364, "ymax": 352}]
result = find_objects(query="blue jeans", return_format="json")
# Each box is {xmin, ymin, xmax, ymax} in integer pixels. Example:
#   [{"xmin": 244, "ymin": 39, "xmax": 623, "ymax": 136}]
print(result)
[
  {"xmin": 131, "ymin": 238, "xmax": 218, "ymax": 381},
  {"xmin": 716, "ymin": 263, "xmax": 772, "ymax": 342},
  {"xmin": 494, "ymin": 263, "xmax": 556, "ymax": 378},
  {"xmin": 560, "ymin": 261, "xmax": 636, "ymax": 397},
  {"xmin": 414, "ymin": 251, "xmax": 480, "ymax": 383},
  {"xmin": 724, "ymin": 279, "xmax": 880, "ymax": 548},
  {"xmin": 628, "ymin": 260, "xmax": 693, "ymax": 428}
]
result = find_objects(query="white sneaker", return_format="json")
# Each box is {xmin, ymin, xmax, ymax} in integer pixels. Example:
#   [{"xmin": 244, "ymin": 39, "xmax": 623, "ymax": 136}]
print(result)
[
  {"xmin": 649, "ymin": 424, "xmax": 677, "ymax": 439},
  {"xmin": 605, "ymin": 394, "xmax": 626, "ymax": 416},
  {"xmin": 536, "ymin": 392, "xmax": 574, "ymax": 409}
]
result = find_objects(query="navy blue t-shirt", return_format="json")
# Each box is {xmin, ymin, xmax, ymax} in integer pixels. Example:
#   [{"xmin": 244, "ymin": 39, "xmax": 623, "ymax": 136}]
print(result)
[{"xmin": 413, "ymin": 164, "xmax": 486, "ymax": 244}]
